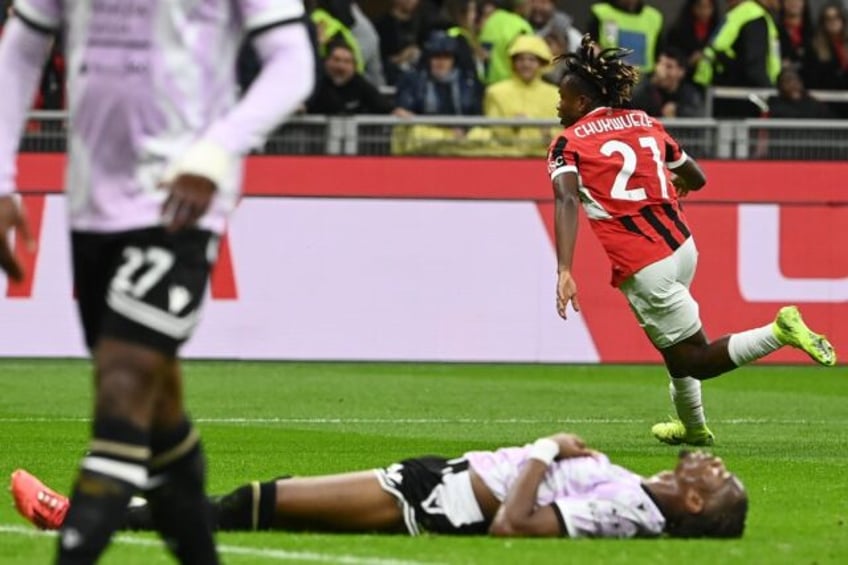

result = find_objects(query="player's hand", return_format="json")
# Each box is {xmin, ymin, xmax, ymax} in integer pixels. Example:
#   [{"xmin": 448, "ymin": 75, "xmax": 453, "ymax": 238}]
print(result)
[
  {"xmin": 0, "ymin": 195, "xmax": 34, "ymax": 282},
  {"xmin": 671, "ymin": 174, "xmax": 692, "ymax": 198},
  {"xmin": 160, "ymin": 174, "xmax": 216, "ymax": 232},
  {"xmin": 548, "ymin": 433, "xmax": 597, "ymax": 459},
  {"xmin": 556, "ymin": 270, "xmax": 580, "ymax": 320}
]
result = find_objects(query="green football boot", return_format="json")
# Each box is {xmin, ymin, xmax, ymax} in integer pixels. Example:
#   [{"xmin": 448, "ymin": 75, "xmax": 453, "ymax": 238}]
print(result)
[
  {"xmin": 773, "ymin": 306, "xmax": 837, "ymax": 366},
  {"xmin": 651, "ymin": 419, "xmax": 715, "ymax": 446}
]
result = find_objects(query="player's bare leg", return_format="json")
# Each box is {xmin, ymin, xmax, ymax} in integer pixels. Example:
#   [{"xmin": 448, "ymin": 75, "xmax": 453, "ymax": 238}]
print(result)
[
  {"xmin": 184, "ymin": 473, "xmax": 406, "ymax": 533},
  {"xmin": 653, "ymin": 307, "xmax": 837, "ymax": 445},
  {"xmin": 143, "ymin": 358, "xmax": 218, "ymax": 564},
  {"xmin": 270, "ymin": 472, "xmax": 406, "ymax": 532},
  {"xmin": 57, "ymin": 339, "xmax": 163, "ymax": 564}
]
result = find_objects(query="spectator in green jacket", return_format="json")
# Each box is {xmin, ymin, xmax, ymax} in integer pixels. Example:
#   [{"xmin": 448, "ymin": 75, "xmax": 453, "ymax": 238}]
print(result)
[
  {"xmin": 587, "ymin": 0, "xmax": 665, "ymax": 73},
  {"xmin": 478, "ymin": 0, "xmax": 534, "ymax": 84},
  {"xmin": 694, "ymin": 0, "xmax": 781, "ymax": 88}
]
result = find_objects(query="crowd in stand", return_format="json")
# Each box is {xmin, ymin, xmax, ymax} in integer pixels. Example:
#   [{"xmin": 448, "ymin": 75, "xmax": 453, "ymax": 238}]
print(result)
[
  {"xmin": 3, "ymin": 0, "xmax": 847, "ymax": 153},
  {"xmin": 298, "ymin": 0, "xmax": 847, "ymax": 122}
]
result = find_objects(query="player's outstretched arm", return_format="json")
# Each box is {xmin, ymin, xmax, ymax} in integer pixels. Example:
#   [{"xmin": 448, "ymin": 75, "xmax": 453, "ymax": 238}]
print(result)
[
  {"xmin": 489, "ymin": 435, "xmax": 593, "ymax": 537},
  {"xmin": 0, "ymin": 16, "xmax": 54, "ymax": 280},
  {"xmin": 553, "ymin": 172, "xmax": 581, "ymax": 319}
]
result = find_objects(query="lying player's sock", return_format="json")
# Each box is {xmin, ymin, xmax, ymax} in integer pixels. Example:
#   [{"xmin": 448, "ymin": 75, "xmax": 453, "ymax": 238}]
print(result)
[
  {"xmin": 145, "ymin": 420, "xmax": 219, "ymax": 565},
  {"xmin": 57, "ymin": 417, "xmax": 149, "ymax": 564},
  {"xmin": 212, "ymin": 479, "xmax": 280, "ymax": 531},
  {"xmin": 727, "ymin": 324, "xmax": 782, "ymax": 366}
]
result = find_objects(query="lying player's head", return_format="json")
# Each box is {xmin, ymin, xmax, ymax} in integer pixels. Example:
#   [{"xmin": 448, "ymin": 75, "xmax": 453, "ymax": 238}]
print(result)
[
  {"xmin": 555, "ymin": 35, "xmax": 639, "ymax": 127},
  {"xmin": 646, "ymin": 450, "xmax": 748, "ymax": 538}
]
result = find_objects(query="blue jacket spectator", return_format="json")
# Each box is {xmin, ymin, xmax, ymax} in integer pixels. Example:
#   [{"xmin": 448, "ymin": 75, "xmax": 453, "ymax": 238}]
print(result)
[{"xmin": 395, "ymin": 32, "xmax": 484, "ymax": 115}]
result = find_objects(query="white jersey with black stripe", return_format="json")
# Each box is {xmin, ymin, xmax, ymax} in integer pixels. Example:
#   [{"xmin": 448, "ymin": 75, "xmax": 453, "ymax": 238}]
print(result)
[{"xmin": 465, "ymin": 446, "xmax": 667, "ymax": 538}]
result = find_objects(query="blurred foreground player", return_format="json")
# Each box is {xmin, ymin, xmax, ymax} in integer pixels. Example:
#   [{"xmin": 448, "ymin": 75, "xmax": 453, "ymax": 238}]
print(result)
[
  {"xmin": 12, "ymin": 432, "xmax": 748, "ymax": 539},
  {"xmin": 548, "ymin": 36, "xmax": 837, "ymax": 446},
  {"xmin": 0, "ymin": 1, "xmax": 315, "ymax": 563}
]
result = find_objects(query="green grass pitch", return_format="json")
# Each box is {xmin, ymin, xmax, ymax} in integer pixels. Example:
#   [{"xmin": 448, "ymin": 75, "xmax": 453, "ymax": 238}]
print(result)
[{"xmin": 1, "ymin": 360, "xmax": 846, "ymax": 564}]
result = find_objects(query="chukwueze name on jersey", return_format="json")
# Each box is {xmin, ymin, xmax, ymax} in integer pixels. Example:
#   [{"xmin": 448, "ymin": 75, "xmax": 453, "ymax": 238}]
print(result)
[{"xmin": 571, "ymin": 111, "xmax": 654, "ymax": 138}]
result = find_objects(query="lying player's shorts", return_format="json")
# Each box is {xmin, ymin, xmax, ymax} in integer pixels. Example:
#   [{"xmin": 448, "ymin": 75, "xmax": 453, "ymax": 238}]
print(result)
[
  {"xmin": 375, "ymin": 456, "xmax": 488, "ymax": 535},
  {"xmin": 619, "ymin": 237, "xmax": 702, "ymax": 349},
  {"xmin": 72, "ymin": 227, "xmax": 217, "ymax": 356}
]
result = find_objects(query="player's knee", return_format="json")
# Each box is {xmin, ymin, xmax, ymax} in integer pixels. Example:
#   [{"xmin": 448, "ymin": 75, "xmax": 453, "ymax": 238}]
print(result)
[{"xmin": 94, "ymin": 342, "xmax": 166, "ymax": 421}]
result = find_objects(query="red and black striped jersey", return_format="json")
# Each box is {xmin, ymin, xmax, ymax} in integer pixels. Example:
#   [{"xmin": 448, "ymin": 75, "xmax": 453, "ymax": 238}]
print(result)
[{"xmin": 547, "ymin": 107, "xmax": 693, "ymax": 286}]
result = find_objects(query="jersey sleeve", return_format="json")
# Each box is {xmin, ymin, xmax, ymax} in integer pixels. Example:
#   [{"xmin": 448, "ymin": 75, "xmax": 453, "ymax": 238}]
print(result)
[
  {"xmin": 547, "ymin": 134, "xmax": 580, "ymax": 181},
  {"xmin": 13, "ymin": 0, "xmax": 62, "ymax": 33},
  {"xmin": 655, "ymin": 121, "xmax": 688, "ymax": 170},
  {"xmin": 237, "ymin": 0, "xmax": 306, "ymax": 32},
  {"xmin": 552, "ymin": 491, "xmax": 665, "ymax": 539}
]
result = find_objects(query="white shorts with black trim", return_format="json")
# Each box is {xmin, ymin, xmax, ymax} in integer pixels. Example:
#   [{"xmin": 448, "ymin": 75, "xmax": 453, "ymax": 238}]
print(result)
[{"xmin": 619, "ymin": 237, "xmax": 702, "ymax": 349}]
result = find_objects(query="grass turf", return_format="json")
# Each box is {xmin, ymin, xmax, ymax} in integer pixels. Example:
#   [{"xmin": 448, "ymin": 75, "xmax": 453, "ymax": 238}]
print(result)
[{"xmin": 1, "ymin": 360, "xmax": 846, "ymax": 564}]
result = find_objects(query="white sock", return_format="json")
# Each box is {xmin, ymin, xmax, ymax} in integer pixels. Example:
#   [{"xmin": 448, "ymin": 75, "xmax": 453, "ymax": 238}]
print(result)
[
  {"xmin": 669, "ymin": 376, "xmax": 706, "ymax": 429},
  {"xmin": 727, "ymin": 324, "xmax": 782, "ymax": 366}
]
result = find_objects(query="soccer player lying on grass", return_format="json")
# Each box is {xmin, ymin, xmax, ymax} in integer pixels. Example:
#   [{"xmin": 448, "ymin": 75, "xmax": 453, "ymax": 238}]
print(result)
[{"xmin": 12, "ymin": 432, "xmax": 748, "ymax": 539}]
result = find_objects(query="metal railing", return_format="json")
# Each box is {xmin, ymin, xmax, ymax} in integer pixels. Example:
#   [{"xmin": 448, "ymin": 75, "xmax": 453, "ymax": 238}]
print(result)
[
  {"xmin": 21, "ymin": 111, "xmax": 848, "ymax": 160},
  {"xmin": 705, "ymin": 86, "xmax": 848, "ymax": 118}
]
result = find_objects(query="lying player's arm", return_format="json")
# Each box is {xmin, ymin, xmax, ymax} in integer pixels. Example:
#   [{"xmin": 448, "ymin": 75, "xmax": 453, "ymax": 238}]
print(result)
[{"xmin": 490, "ymin": 434, "xmax": 595, "ymax": 537}]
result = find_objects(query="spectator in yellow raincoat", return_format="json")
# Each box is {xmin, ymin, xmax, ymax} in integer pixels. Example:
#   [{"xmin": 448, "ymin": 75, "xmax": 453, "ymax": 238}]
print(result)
[{"xmin": 483, "ymin": 34, "xmax": 559, "ymax": 156}]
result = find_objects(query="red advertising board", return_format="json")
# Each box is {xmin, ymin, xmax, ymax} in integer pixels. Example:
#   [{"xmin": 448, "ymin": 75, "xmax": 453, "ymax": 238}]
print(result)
[{"xmin": 10, "ymin": 155, "xmax": 847, "ymax": 363}]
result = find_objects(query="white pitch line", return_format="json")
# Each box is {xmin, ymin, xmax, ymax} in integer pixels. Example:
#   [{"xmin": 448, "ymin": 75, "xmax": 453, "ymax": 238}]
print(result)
[
  {"xmin": 0, "ymin": 416, "xmax": 842, "ymax": 425},
  {"xmin": 0, "ymin": 524, "xmax": 439, "ymax": 565}
]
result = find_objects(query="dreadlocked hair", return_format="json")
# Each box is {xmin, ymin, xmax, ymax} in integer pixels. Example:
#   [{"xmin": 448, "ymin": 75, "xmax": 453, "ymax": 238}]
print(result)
[{"xmin": 556, "ymin": 34, "xmax": 640, "ymax": 108}]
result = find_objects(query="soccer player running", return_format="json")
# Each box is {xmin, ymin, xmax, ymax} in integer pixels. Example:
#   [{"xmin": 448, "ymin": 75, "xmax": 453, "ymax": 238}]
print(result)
[
  {"xmin": 12, "ymin": 432, "xmax": 749, "ymax": 539},
  {"xmin": 0, "ymin": 1, "xmax": 314, "ymax": 563},
  {"xmin": 549, "ymin": 36, "xmax": 837, "ymax": 447}
]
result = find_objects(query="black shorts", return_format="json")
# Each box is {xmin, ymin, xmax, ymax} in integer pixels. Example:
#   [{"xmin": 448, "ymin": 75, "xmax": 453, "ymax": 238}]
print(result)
[
  {"xmin": 375, "ymin": 456, "xmax": 489, "ymax": 536},
  {"xmin": 72, "ymin": 227, "xmax": 216, "ymax": 356}
]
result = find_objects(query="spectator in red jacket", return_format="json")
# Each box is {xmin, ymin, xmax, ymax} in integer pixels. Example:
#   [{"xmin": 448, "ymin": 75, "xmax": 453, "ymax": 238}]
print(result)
[
  {"xmin": 778, "ymin": 0, "xmax": 815, "ymax": 69},
  {"xmin": 805, "ymin": 1, "xmax": 848, "ymax": 89},
  {"xmin": 667, "ymin": 0, "xmax": 720, "ymax": 78}
]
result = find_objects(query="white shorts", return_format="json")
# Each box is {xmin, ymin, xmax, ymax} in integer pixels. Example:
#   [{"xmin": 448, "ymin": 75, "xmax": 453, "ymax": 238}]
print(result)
[{"xmin": 619, "ymin": 237, "xmax": 702, "ymax": 349}]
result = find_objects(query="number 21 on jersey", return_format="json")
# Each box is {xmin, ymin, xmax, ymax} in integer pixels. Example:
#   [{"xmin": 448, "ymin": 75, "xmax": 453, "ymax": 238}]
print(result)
[{"xmin": 601, "ymin": 136, "xmax": 669, "ymax": 201}]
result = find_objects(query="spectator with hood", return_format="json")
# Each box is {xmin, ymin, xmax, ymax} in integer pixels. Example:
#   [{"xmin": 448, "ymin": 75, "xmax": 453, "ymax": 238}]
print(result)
[
  {"xmin": 396, "ymin": 30, "xmax": 484, "ymax": 115},
  {"xmin": 484, "ymin": 34, "xmax": 559, "ymax": 156}
]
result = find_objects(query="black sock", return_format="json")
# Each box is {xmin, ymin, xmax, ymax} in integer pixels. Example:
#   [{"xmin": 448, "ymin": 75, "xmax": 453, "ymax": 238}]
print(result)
[
  {"xmin": 212, "ymin": 478, "xmax": 283, "ymax": 531},
  {"xmin": 121, "ymin": 500, "xmax": 154, "ymax": 531},
  {"xmin": 57, "ymin": 417, "xmax": 149, "ymax": 565},
  {"xmin": 145, "ymin": 420, "xmax": 219, "ymax": 565}
]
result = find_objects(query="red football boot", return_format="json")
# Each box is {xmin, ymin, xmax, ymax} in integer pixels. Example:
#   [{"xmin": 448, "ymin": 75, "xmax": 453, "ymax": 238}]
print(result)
[{"xmin": 9, "ymin": 469, "xmax": 69, "ymax": 530}]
